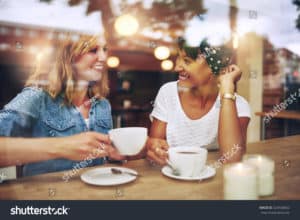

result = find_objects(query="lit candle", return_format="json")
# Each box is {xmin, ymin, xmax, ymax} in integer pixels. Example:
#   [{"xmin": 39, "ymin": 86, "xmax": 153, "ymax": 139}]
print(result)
[
  {"xmin": 223, "ymin": 163, "xmax": 258, "ymax": 200},
  {"xmin": 243, "ymin": 154, "xmax": 275, "ymax": 196}
]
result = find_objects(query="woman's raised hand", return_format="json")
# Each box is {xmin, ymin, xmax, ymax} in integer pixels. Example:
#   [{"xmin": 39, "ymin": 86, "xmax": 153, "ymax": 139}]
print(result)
[
  {"xmin": 219, "ymin": 64, "xmax": 242, "ymax": 84},
  {"xmin": 218, "ymin": 64, "xmax": 242, "ymax": 94}
]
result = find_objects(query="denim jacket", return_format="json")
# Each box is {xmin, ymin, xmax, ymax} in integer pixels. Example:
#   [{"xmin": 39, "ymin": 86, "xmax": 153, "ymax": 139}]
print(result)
[{"xmin": 0, "ymin": 87, "xmax": 113, "ymax": 176}]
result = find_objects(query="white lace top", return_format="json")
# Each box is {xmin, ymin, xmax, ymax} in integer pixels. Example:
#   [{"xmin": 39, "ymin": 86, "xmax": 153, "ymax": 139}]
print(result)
[{"xmin": 150, "ymin": 81, "xmax": 251, "ymax": 150}]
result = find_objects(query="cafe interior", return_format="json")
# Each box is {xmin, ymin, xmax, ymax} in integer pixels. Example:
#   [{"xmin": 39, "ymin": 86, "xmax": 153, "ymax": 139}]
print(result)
[{"xmin": 0, "ymin": 0, "xmax": 299, "ymax": 200}]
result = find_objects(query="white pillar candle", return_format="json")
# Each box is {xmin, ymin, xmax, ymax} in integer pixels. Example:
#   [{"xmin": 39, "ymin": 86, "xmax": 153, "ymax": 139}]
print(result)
[
  {"xmin": 223, "ymin": 163, "xmax": 258, "ymax": 200},
  {"xmin": 243, "ymin": 154, "xmax": 275, "ymax": 196}
]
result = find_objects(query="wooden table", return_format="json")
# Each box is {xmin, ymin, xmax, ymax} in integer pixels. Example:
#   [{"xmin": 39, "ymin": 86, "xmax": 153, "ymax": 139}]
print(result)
[
  {"xmin": 0, "ymin": 135, "xmax": 300, "ymax": 200},
  {"xmin": 255, "ymin": 111, "xmax": 300, "ymax": 140}
]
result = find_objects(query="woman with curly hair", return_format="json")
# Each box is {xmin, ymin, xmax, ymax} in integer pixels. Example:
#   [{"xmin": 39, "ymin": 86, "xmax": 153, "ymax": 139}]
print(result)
[{"xmin": 147, "ymin": 39, "xmax": 251, "ymax": 165}]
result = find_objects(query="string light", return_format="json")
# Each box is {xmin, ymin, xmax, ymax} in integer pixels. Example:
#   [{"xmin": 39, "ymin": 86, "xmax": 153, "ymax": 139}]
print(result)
[
  {"xmin": 154, "ymin": 46, "xmax": 170, "ymax": 60},
  {"xmin": 161, "ymin": 59, "xmax": 174, "ymax": 71},
  {"xmin": 114, "ymin": 14, "xmax": 139, "ymax": 36},
  {"xmin": 107, "ymin": 56, "xmax": 120, "ymax": 68}
]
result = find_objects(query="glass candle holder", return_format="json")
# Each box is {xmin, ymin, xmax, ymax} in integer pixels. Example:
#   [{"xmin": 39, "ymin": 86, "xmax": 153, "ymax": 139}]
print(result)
[
  {"xmin": 243, "ymin": 154, "xmax": 275, "ymax": 196},
  {"xmin": 223, "ymin": 162, "xmax": 258, "ymax": 200}
]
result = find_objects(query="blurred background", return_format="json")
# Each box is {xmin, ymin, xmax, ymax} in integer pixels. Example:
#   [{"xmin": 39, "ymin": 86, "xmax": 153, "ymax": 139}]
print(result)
[{"xmin": 0, "ymin": 0, "xmax": 300, "ymax": 143}]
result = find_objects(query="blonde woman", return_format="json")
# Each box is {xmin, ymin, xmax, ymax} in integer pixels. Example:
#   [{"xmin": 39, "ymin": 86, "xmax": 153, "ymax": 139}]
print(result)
[{"xmin": 0, "ymin": 35, "xmax": 123, "ymax": 176}]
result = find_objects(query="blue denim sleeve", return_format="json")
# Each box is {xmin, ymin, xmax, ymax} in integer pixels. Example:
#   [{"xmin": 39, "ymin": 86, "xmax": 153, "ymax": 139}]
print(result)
[
  {"xmin": 103, "ymin": 99, "xmax": 113, "ymax": 130},
  {"xmin": 0, "ymin": 87, "xmax": 44, "ymax": 137},
  {"xmin": 102, "ymin": 99, "xmax": 113, "ymax": 130}
]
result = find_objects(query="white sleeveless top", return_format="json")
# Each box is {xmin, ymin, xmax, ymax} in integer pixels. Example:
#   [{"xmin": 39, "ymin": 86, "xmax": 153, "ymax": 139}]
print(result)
[{"xmin": 150, "ymin": 81, "xmax": 251, "ymax": 150}]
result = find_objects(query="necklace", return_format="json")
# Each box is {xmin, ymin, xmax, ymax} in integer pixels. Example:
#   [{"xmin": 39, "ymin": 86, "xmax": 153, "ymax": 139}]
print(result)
[{"xmin": 76, "ymin": 94, "xmax": 100, "ymax": 109}]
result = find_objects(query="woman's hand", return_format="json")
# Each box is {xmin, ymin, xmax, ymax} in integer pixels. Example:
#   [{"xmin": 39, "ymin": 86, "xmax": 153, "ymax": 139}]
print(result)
[
  {"xmin": 106, "ymin": 147, "xmax": 126, "ymax": 161},
  {"xmin": 218, "ymin": 64, "xmax": 242, "ymax": 94},
  {"xmin": 58, "ymin": 132, "xmax": 122, "ymax": 161},
  {"xmin": 146, "ymin": 137, "xmax": 169, "ymax": 165}
]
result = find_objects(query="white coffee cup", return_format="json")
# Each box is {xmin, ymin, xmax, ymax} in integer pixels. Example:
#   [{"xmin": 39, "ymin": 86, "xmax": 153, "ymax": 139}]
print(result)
[
  {"xmin": 168, "ymin": 147, "xmax": 208, "ymax": 177},
  {"xmin": 108, "ymin": 127, "xmax": 147, "ymax": 155}
]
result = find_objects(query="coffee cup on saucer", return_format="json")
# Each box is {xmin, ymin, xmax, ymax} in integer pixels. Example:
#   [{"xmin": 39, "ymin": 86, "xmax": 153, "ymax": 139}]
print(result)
[
  {"xmin": 108, "ymin": 127, "xmax": 147, "ymax": 156},
  {"xmin": 168, "ymin": 147, "xmax": 208, "ymax": 177}
]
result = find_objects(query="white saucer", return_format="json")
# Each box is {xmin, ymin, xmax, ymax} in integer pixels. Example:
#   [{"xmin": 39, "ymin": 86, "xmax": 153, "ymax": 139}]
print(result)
[
  {"xmin": 161, "ymin": 165, "xmax": 216, "ymax": 181},
  {"xmin": 81, "ymin": 167, "xmax": 137, "ymax": 186}
]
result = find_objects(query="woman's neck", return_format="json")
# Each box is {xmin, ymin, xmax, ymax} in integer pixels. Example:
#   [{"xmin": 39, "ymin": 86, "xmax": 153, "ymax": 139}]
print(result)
[
  {"xmin": 191, "ymin": 82, "xmax": 219, "ymax": 99},
  {"xmin": 72, "ymin": 80, "xmax": 89, "ymax": 107},
  {"xmin": 179, "ymin": 79, "xmax": 219, "ymax": 109}
]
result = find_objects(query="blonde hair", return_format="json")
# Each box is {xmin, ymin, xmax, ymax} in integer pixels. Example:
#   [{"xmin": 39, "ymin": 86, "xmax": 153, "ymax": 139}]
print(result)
[{"xmin": 26, "ymin": 34, "xmax": 109, "ymax": 104}]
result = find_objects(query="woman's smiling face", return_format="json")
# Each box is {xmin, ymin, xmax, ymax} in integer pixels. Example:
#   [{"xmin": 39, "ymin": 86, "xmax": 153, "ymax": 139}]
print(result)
[
  {"xmin": 73, "ymin": 36, "xmax": 108, "ymax": 82},
  {"xmin": 175, "ymin": 50, "xmax": 213, "ymax": 88}
]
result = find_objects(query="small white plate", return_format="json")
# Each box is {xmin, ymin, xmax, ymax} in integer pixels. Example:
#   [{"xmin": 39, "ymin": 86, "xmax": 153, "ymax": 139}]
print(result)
[
  {"xmin": 161, "ymin": 165, "xmax": 216, "ymax": 181},
  {"xmin": 81, "ymin": 167, "xmax": 138, "ymax": 186}
]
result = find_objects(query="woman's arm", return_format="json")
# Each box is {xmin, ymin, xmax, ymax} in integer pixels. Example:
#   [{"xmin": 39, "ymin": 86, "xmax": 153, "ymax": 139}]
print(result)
[
  {"xmin": 218, "ymin": 65, "xmax": 250, "ymax": 162},
  {"xmin": 218, "ymin": 100, "xmax": 250, "ymax": 162},
  {"xmin": 0, "ymin": 137, "xmax": 64, "ymax": 167},
  {"xmin": 0, "ymin": 132, "xmax": 114, "ymax": 167},
  {"xmin": 146, "ymin": 118, "xmax": 169, "ymax": 165}
]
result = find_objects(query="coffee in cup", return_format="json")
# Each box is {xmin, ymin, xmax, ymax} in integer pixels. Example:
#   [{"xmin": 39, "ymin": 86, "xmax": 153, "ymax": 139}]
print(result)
[{"xmin": 168, "ymin": 147, "xmax": 207, "ymax": 177}]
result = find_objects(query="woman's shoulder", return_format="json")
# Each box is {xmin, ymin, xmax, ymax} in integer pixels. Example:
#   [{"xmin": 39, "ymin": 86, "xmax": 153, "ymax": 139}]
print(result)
[
  {"xmin": 4, "ymin": 87, "xmax": 48, "ymax": 109},
  {"xmin": 96, "ymin": 97, "xmax": 110, "ymax": 104},
  {"xmin": 20, "ymin": 86, "xmax": 47, "ymax": 98},
  {"xmin": 157, "ymin": 81, "xmax": 177, "ymax": 97},
  {"xmin": 3, "ymin": 87, "xmax": 50, "ymax": 118},
  {"xmin": 235, "ymin": 94, "xmax": 251, "ymax": 117},
  {"xmin": 235, "ymin": 94, "xmax": 250, "ymax": 105},
  {"xmin": 160, "ymin": 81, "xmax": 177, "ymax": 90},
  {"xmin": 94, "ymin": 98, "xmax": 111, "ymax": 109}
]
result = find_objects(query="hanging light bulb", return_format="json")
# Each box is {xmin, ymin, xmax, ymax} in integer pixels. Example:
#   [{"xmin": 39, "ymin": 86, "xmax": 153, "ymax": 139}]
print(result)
[
  {"xmin": 154, "ymin": 46, "xmax": 170, "ymax": 60},
  {"xmin": 114, "ymin": 14, "xmax": 139, "ymax": 36},
  {"xmin": 107, "ymin": 56, "xmax": 120, "ymax": 68},
  {"xmin": 161, "ymin": 59, "xmax": 174, "ymax": 71}
]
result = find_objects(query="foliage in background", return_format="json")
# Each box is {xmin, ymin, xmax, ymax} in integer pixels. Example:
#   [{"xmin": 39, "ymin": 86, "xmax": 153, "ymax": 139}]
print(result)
[{"xmin": 40, "ymin": 0, "xmax": 206, "ymax": 41}]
